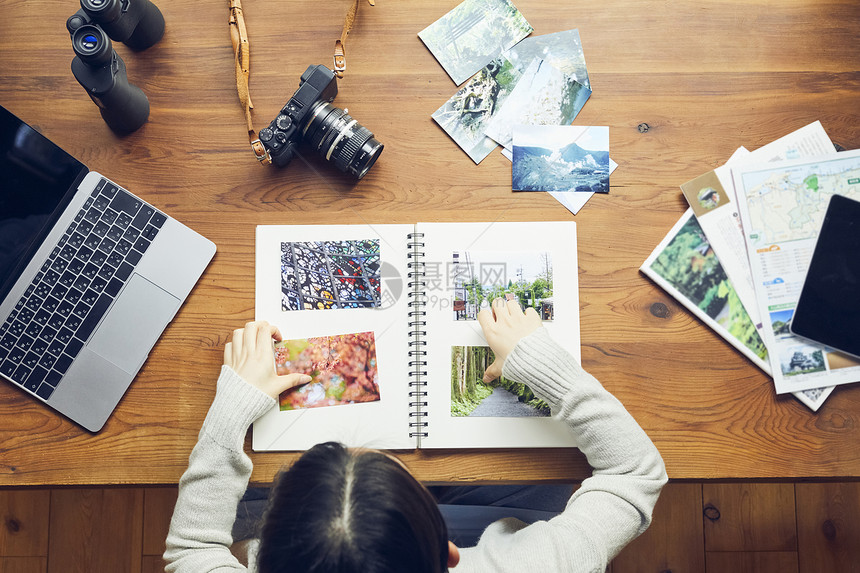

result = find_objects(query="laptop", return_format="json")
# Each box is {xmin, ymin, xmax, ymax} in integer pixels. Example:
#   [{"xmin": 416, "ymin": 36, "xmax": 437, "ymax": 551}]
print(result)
[{"xmin": 0, "ymin": 105, "xmax": 216, "ymax": 431}]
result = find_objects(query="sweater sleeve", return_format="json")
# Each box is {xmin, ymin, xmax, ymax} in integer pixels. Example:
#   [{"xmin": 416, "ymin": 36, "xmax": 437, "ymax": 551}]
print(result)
[
  {"xmin": 459, "ymin": 328, "xmax": 667, "ymax": 572},
  {"xmin": 163, "ymin": 365, "xmax": 275, "ymax": 573}
]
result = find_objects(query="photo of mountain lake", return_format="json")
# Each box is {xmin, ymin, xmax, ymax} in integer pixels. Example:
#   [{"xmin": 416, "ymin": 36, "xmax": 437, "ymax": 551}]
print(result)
[{"xmin": 512, "ymin": 125, "xmax": 609, "ymax": 193}]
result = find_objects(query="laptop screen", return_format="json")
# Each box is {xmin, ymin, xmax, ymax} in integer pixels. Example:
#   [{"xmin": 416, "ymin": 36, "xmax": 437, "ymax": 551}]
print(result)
[{"xmin": 0, "ymin": 106, "xmax": 88, "ymax": 299}]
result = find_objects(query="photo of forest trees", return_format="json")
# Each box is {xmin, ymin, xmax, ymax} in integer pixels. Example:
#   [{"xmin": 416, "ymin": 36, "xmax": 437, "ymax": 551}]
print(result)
[
  {"xmin": 649, "ymin": 215, "xmax": 767, "ymax": 360},
  {"xmin": 450, "ymin": 345, "xmax": 549, "ymax": 417}
]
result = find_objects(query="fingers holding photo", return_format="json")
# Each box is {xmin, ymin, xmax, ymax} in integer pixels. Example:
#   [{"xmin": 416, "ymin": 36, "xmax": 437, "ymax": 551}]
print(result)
[
  {"xmin": 255, "ymin": 321, "xmax": 282, "ymax": 352},
  {"xmin": 223, "ymin": 320, "xmax": 308, "ymax": 399}
]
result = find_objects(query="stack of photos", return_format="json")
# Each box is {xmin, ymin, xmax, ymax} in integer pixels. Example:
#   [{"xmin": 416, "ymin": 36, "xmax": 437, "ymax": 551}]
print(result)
[
  {"xmin": 432, "ymin": 28, "xmax": 592, "ymax": 164},
  {"xmin": 274, "ymin": 332, "xmax": 380, "ymax": 411},
  {"xmin": 418, "ymin": 0, "xmax": 532, "ymax": 85},
  {"xmin": 280, "ymin": 239, "xmax": 381, "ymax": 311},
  {"xmin": 512, "ymin": 125, "xmax": 609, "ymax": 193},
  {"xmin": 483, "ymin": 58, "xmax": 591, "ymax": 151},
  {"xmin": 419, "ymin": 2, "xmax": 602, "ymax": 213}
]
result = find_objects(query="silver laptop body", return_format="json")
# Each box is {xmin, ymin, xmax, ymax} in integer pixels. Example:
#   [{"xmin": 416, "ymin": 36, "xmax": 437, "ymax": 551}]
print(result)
[{"xmin": 0, "ymin": 106, "xmax": 215, "ymax": 431}]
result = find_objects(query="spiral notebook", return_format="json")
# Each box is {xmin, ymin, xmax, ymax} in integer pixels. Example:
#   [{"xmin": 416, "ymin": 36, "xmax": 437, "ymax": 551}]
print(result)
[{"xmin": 252, "ymin": 221, "xmax": 580, "ymax": 451}]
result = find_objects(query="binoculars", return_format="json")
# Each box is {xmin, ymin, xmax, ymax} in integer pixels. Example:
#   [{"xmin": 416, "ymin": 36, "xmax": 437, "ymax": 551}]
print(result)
[{"xmin": 66, "ymin": 0, "xmax": 165, "ymax": 134}]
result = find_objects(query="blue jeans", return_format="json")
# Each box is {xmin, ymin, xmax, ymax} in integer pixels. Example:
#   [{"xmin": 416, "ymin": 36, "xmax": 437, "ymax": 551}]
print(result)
[{"xmin": 430, "ymin": 485, "xmax": 573, "ymax": 547}]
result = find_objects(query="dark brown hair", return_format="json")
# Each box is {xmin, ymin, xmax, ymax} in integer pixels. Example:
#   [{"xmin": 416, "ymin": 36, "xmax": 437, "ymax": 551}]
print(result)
[{"xmin": 257, "ymin": 442, "xmax": 449, "ymax": 573}]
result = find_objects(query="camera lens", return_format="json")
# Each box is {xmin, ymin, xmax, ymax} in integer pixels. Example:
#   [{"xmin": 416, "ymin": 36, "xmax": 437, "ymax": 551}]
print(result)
[
  {"xmin": 72, "ymin": 25, "xmax": 113, "ymax": 66},
  {"xmin": 303, "ymin": 102, "xmax": 383, "ymax": 180}
]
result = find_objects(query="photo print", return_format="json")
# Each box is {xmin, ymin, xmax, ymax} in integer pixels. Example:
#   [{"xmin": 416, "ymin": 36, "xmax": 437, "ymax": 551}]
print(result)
[
  {"xmin": 680, "ymin": 169, "xmax": 731, "ymax": 217},
  {"xmin": 779, "ymin": 344, "xmax": 826, "ymax": 377},
  {"xmin": 483, "ymin": 58, "xmax": 592, "ymax": 150},
  {"xmin": 450, "ymin": 345, "xmax": 549, "ymax": 417},
  {"xmin": 450, "ymin": 250, "xmax": 554, "ymax": 321},
  {"xmin": 504, "ymin": 28, "xmax": 590, "ymax": 88},
  {"xmin": 280, "ymin": 239, "xmax": 381, "ymax": 311},
  {"xmin": 648, "ymin": 215, "xmax": 768, "ymax": 361},
  {"xmin": 274, "ymin": 332, "xmax": 380, "ymax": 410},
  {"xmin": 431, "ymin": 28, "xmax": 592, "ymax": 164},
  {"xmin": 432, "ymin": 55, "xmax": 524, "ymax": 164},
  {"xmin": 418, "ymin": 0, "xmax": 532, "ymax": 85},
  {"xmin": 769, "ymin": 309, "xmax": 794, "ymax": 339},
  {"xmin": 512, "ymin": 125, "xmax": 609, "ymax": 193}
]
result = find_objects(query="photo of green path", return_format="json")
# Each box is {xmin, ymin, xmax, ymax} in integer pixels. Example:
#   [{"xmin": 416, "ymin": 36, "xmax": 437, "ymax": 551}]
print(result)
[{"xmin": 450, "ymin": 345, "xmax": 549, "ymax": 417}]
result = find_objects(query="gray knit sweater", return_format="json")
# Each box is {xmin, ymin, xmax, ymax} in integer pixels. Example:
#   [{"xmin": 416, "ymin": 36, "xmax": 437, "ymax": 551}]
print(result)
[{"xmin": 164, "ymin": 328, "xmax": 667, "ymax": 572}]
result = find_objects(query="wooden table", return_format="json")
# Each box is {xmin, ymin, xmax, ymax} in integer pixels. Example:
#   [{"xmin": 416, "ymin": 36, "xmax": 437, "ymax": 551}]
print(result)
[{"xmin": 1, "ymin": 0, "xmax": 858, "ymax": 486}]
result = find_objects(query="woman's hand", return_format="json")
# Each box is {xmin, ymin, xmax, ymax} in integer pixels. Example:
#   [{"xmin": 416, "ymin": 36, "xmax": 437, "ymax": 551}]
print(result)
[
  {"xmin": 476, "ymin": 298, "xmax": 542, "ymax": 383},
  {"xmin": 223, "ymin": 321, "xmax": 311, "ymax": 399}
]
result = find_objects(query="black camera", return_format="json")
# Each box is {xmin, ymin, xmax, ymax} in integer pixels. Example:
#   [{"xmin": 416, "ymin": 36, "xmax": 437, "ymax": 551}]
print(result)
[{"xmin": 257, "ymin": 65, "xmax": 383, "ymax": 180}]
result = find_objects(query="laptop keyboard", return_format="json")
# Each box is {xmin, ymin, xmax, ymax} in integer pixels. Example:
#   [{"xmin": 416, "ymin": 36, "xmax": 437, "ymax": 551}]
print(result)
[{"xmin": 0, "ymin": 178, "xmax": 166, "ymax": 400}]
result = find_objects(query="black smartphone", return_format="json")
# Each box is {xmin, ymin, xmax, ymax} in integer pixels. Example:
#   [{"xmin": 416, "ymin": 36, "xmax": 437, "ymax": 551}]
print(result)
[{"xmin": 789, "ymin": 194, "xmax": 860, "ymax": 357}]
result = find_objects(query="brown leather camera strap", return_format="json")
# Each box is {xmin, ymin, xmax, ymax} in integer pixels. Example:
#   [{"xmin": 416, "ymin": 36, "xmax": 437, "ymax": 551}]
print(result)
[
  {"xmin": 334, "ymin": 0, "xmax": 375, "ymax": 78},
  {"xmin": 228, "ymin": 0, "xmax": 375, "ymax": 163},
  {"xmin": 228, "ymin": 0, "xmax": 267, "ymax": 161}
]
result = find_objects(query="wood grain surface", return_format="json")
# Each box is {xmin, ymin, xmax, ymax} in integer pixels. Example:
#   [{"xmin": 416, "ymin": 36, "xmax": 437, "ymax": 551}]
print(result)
[{"xmin": 0, "ymin": 0, "xmax": 859, "ymax": 485}]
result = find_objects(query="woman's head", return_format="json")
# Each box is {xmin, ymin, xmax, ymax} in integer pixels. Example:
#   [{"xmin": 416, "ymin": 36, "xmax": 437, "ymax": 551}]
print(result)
[{"xmin": 257, "ymin": 442, "xmax": 451, "ymax": 573}]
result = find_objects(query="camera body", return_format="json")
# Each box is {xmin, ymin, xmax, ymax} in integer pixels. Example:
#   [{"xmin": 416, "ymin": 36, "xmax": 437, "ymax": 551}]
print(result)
[
  {"xmin": 259, "ymin": 65, "xmax": 338, "ymax": 168},
  {"xmin": 258, "ymin": 64, "xmax": 383, "ymax": 180}
]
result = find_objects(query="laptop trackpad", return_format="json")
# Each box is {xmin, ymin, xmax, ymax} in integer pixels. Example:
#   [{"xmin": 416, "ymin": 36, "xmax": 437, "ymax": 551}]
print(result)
[{"xmin": 88, "ymin": 274, "xmax": 181, "ymax": 374}]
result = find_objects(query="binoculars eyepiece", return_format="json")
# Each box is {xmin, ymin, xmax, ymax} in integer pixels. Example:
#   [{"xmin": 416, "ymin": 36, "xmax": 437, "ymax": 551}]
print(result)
[{"xmin": 71, "ymin": 24, "xmax": 113, "ymax": 67}]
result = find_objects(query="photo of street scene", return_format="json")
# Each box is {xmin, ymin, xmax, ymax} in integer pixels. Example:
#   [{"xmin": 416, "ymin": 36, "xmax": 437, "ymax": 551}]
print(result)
[
  {"xmin": 432, "ymin": 55, "xmax": 523, "ymax": 163},
  {"xmin": 512, "ymin": 125, "xmax": 609, "ymax": 193},
  {"xmin": 418, "ymin": 0, "xmax": 532, "ymax": 85},
  {"xmin": 483, "ymin": 58, "xmax": 592, "ymax": 150},
  {"xmin": 274, "ymin": 332, "xmax": 380, "ymax": 410},
  {"xmin": 450, "ymin": 345, "xmax": 549, "ymax": 417},
  {"xmin": 450, "ymin": 250, "xmax": 553, "ymax": 321}
]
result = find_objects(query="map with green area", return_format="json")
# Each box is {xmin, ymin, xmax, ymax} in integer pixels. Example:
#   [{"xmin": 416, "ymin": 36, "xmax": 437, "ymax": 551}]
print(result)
[{"xmin": 740, "ymin": 156, "xmax": 860, "ymax": 247}]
